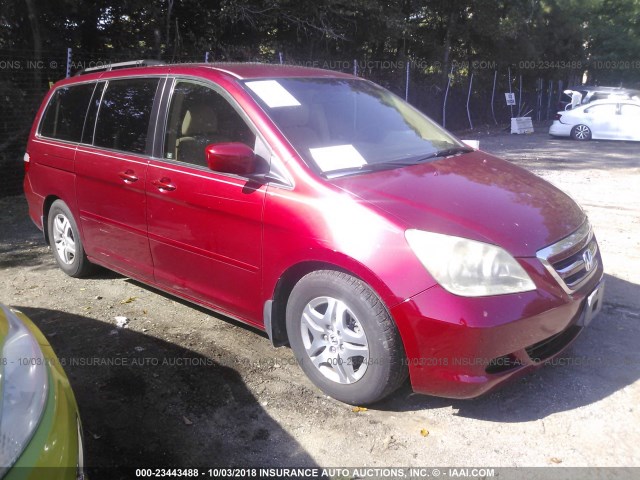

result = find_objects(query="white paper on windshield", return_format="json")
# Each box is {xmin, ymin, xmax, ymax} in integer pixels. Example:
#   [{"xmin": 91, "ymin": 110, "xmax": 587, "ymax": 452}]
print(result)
[
  {"xmin": 309, "ymin": 145, "xmax": 366, "ymax": 172},
  {"xmin": 245, "ymin": 80, "xmax": 301, "ymax": 108}
]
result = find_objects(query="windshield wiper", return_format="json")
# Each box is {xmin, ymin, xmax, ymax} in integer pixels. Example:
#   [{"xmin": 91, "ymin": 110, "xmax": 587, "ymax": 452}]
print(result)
[
  {"xmin": 324, "ymin": 160, "xmax": 417, "ymax": 179},
  {"xmin": 323, "ymin": 146, "xmax": 473, "ymax": 179},
  {"xmin": 412, "ymin": 146, "xmax": 474, "ymax": 163}
]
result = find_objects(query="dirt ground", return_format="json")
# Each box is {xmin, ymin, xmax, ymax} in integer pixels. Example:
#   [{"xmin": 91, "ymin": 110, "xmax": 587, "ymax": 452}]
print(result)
[{"xmin": 1, "ymin": 127, "xmax": 639, "ymax": 478}]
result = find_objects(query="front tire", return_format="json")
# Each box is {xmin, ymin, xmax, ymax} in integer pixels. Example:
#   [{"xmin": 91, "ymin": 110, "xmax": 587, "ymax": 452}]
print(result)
[
  {"xmin": 571, "ymin": 124, "xmax": 592, "ymax": 140},
  {"xmin": 286, "ymin": 270, "xmax": 407, "ymax": 405},
  {"xmin": 47, "ymin": 200, "xmax": 95, "ymax": 277}
]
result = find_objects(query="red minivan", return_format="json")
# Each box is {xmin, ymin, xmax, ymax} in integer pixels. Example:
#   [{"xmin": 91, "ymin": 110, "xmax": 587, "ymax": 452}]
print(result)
[{"xmin": 24, "ymin": 61, "xmax": 604, "ymax": 404}]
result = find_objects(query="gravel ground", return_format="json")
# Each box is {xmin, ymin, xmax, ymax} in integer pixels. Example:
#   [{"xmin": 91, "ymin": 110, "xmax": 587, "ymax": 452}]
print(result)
[{"xmin": 0, "ymin": 127, "xmax": 639, "ymax": 478}]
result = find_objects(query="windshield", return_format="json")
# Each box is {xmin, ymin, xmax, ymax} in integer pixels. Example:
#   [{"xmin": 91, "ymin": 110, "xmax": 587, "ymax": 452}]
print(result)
[{"xmin": 243, "ymin": 78, "xmax": 467, "ymax": 176}]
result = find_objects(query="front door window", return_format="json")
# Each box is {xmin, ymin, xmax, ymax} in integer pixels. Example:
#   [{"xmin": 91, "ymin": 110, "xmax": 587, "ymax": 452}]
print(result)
[{"xmin": 164, "ymin": 81, "xmax": 256, "ymax": 167}]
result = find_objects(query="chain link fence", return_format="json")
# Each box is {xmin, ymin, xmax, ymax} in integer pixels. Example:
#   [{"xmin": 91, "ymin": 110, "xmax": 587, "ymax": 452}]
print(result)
[{"xmin": 1, "ymin": 48, "xmax": 573, "ymax": 197}]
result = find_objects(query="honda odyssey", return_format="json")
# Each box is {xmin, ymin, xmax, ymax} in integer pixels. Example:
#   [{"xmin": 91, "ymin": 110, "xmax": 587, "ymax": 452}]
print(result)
[{"xmin": 24, "ymin": 61, "xmax": 605, "ymax": 404}]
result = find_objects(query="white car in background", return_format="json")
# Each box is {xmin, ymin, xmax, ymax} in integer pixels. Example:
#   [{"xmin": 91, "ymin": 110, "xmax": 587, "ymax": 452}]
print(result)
[{"xmin": 549, "ymin": 99, "xmax": 640, "ymax": 141}]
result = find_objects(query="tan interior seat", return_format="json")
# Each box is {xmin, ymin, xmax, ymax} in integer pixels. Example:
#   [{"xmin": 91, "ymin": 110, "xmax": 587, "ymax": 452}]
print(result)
[{"xmin": 176, "ymin": 105, "xmax": 220, "ymax": 166}]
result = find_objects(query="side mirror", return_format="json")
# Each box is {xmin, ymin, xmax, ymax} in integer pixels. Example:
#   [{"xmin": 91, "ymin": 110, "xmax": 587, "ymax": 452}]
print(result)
[{"xmin": 205, "ymin": 142, "xmax": 258, "ymax": 176}]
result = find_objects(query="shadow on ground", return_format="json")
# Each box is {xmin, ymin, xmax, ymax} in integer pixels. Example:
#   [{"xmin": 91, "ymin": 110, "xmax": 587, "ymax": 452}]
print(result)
[
  {"xmin": 17, "ymin": 306, "xmax": 320, "ymax": 480},
  {"xmin": 376, "ymin": 273, "xmax": 640, "ymax": 421}
]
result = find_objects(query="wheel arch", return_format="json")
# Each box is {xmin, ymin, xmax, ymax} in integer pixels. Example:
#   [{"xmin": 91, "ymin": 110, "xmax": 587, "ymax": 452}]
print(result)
[
  {"xmin": 42, "ymin": 194, "xmax": 61, "ymax": 244},
  {"xmin": 264, "ymin": 258, "xmax": 401, "ymax": 349}
]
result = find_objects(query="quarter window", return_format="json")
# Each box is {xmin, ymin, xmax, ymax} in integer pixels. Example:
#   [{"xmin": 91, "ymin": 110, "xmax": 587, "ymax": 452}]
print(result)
[
  {"xmin": 94, "ymin": 78, "xmax": 160, "ymax": 154},
  {"xmin": 164, "ymin": 81, "xmax": 255, "ymax": 167},
  {"xmin": 39, "ymin": 83, "xmax": 95, "ymax": 142}
]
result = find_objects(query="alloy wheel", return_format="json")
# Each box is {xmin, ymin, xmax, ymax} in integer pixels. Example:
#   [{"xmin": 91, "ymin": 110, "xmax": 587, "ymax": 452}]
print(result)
[
  {"xmin": 299, "ymin": 296, "xmax": 369, "ymax": 384},
  {"xmin": 52, "ymin": 213, "xmax": 76, "ymax": 265}
]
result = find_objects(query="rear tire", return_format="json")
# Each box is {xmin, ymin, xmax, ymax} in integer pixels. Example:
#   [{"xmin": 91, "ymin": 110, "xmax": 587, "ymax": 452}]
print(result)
[
  {"xmin": 47, "ymin": 200, "xmax": 95, "ymax": 277},
  {"xmin": 286, "ymin": 270, "xmax": 407, "ymax": 405},
  {"xmin": 571, "ymin": 124, "xmax": 592, "ymax": 140}
]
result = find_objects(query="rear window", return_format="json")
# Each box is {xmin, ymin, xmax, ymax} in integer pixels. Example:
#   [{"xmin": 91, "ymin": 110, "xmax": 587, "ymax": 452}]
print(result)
[
  {"xmin": 39, "ymin": 83, "xmax": 96, "ymax": 142},
  {"xmin": 93, "ymin": 78, "xmax": 160, "ymax": 154}
]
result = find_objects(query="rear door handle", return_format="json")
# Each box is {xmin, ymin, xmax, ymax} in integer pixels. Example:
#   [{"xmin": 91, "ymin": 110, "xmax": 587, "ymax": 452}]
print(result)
[
  {"xmin": 118, "ymin": 170, "xmax": 138, "ymax": 183},
  {"xmin": 152, "ymin": 178, "xmax": 176, "ymax": 191}
]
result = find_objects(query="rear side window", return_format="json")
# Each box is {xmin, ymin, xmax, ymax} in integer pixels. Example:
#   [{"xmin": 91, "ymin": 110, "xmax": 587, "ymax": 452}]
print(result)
[
  {"xmin": 39, "ymin": 83, "xmax": 95, "ymax": 142},
  {"xmin": 81, "ymin": 82, "xmax": 106, "ymax": 144},
  {"xmin": 93, "ymin": 78, "xmax": 160, "ymax": 154},
  {"xmin": 585, "ymin": 104, "xmax": 617, "ymax": 115}
]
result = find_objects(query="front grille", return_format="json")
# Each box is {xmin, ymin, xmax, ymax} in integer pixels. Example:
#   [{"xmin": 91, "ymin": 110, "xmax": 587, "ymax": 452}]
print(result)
[
  {"xmin": 552, "ymin": 238, "xmax": 598, "ymax": 289},
  {"xmin": 536, "ymin": 221, "xmax": 601, "ymax": 294}
]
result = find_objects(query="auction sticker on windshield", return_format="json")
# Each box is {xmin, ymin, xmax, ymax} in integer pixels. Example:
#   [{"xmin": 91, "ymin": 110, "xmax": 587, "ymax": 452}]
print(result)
[
  {"xmin": 309, "ymin": 145, "xmax": 367, "ymax": 172},
  {"xmin": 245, "ymin": 80, "xmax": 301, "ymax": 108}
]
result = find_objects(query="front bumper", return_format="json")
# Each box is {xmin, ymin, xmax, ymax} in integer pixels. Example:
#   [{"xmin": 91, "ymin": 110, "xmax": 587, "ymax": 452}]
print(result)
[
  {"xmin": 4, "ymin": 310, "xmax": 84, "ymax": 480},
  {"xmin": 392, "ymin": 259, "xmax": 604, "ymax": 399}
]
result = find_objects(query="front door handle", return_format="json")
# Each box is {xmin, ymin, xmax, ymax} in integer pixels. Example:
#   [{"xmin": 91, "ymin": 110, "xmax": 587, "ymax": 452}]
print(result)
[
  {"xmin": 118, "ymin": 170, "xmax": 138, "ymax": 183},
  {"xmin": 151, "ymin": 178, "xmax": 176, "ymax": 191}
]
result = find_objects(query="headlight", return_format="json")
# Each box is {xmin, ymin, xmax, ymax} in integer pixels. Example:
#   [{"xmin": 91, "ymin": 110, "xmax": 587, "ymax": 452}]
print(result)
[
  {"xmin": 0, "ymin": 306, "xmax": 49, "ymax": 472},
  {"xmin": 405, "ymin": 230, "xmax": 536, "ymax": 297}
]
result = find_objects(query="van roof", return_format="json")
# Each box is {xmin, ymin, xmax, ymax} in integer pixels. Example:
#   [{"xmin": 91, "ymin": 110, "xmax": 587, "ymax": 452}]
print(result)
[
  {"xmin": 196, "ymin": 62, "xmax": 354, "ymax": 80},
  {"xmin": 74, "ymin": 61, "xmax": 354, "ymax": 81}
]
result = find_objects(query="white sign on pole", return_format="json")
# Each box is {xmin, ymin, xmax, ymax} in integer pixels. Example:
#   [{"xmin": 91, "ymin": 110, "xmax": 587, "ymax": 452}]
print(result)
[{"xmin": 505, "ymin": 92, "xmax": 516, "ymax": 106}]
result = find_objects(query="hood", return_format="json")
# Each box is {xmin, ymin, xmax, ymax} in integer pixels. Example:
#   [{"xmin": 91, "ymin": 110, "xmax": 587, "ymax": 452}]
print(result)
[{"xmin": 330, "ymin": 151, "xmax": 585, "ymax": 257}]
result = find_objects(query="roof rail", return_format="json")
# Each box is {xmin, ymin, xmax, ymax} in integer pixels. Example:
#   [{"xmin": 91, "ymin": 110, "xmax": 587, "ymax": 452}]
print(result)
[{"xmin": 75, "ymin": 60, "xmax": 165, "ymax": 76}]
